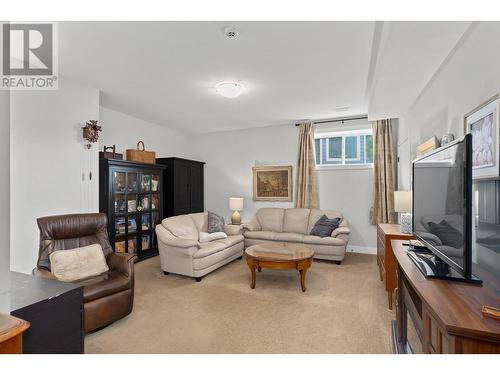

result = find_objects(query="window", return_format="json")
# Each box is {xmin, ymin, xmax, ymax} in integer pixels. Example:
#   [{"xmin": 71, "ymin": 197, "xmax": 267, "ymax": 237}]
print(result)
[{"xmin": 315, "ymin": 129, "xmax": 373, "ymax": 168}]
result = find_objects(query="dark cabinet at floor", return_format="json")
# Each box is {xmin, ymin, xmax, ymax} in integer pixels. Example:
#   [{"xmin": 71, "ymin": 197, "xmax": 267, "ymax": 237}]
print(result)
[
  {"xmin": 156, "ymin": 157, "xmax": 205, "ymax": 217},
  {"xmin": 99, "ymin": 158, "xmax": 166, "ymax": 261},
  {"xmin": 9, "ymin": 272, "xmax": 84, "ymax": 354}
]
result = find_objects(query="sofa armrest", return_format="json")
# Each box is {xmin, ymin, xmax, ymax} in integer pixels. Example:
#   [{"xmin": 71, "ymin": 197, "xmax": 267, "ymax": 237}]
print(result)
[
  {"xmin": 33, "ymin": 267, "xmax": 57, "ymax": 280},
  {"xmin": 156, "ymin": 224, "xmax": 199, "ymax": 248},
  {"xmin": 331, "ymin": 226, "xmax": 351, "ymax": 238},
  {"xmin": 107, "ymin": 252, "xmax": 137, "ymax": 278},
  {"xmin": 242, "ymin": 218, "xmax": 261, "ymax": 232},
  {"xmin": 224, "ymin": 224, "xmax": 242, "ymax": 236}
]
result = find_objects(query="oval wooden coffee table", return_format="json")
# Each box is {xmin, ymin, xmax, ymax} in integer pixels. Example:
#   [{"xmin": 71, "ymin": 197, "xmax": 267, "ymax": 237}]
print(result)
[{"xmin": 245, "ymin": 243, "xmax": 314, "ymax": 292}]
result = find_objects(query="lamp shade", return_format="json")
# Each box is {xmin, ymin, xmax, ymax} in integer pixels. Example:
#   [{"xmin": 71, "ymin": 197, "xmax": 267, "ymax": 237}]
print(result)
[
  {"xmin": 394, "ymin": 191, "xmax": 412, "ymax": 213},
  {"xmin": 229, "ymin": 197, "xmax": 244, "ymax": 211}
]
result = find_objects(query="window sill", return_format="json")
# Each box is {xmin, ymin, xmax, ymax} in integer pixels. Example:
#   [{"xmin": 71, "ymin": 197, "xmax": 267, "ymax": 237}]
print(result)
[{"xmin": 315, "ymin": 164, "xmax": 373, "ymax": 171}]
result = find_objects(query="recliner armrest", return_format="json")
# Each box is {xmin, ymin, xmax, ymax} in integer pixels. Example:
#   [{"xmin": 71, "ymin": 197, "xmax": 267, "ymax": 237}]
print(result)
[
  {"xmin": 33, "ymin": 267, "xmax": 57, "ymax": 280},
  {"xmin": 107, "ymin": 252, "xmax": 137, "ymax": 277}
]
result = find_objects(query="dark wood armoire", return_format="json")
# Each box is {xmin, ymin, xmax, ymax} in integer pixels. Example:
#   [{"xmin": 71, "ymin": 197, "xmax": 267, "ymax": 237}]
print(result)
[{"xmin": 156, "ymin": 157, "xmax": 205, "ymax": 217}]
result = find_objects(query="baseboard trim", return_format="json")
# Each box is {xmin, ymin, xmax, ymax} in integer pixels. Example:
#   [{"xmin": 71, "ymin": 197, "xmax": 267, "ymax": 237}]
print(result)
[{"xmin": 347, "ymin": 246, "xmax": 377, "ymax": 255}]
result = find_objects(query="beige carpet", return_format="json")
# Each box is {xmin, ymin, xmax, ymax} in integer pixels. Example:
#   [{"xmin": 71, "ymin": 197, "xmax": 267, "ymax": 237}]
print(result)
[{"xmin": 85, "ymin": 253, "xmax": 395, "ymax": 353}]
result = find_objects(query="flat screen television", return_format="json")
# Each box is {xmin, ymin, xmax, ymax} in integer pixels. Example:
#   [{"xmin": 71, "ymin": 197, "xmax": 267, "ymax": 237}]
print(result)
[{"xmin": 411, "ymin": 133, "xmax": 481, "ymax": 283}]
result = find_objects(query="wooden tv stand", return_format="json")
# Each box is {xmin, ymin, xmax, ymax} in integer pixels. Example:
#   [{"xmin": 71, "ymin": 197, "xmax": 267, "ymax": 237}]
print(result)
[{"xmin": 391, "ymin": 240, "xmax": 500, "ymax": 354}]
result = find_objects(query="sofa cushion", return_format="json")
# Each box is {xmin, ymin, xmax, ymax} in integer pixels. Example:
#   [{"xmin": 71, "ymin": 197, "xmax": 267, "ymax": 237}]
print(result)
[
  {"xmin": 215, "ymin": 234, "xmax": 244, "ymax": 248},
  {"xmin": 283, "ymin": 208, "xmax": 310, "ymax": 234},
  {"xmin": 243, "ymin": 230, "xmax": 278, "ymax": 241},
  {"xmin": 195, "ymin": 241, "xmax": 227, "ymax": 258},
  {"xmin": 190, "ymin": 212, "xmax": 208, "ymax": 233},
  {"xmin": 275, "ymin": 232, "xmax": 305, "ymax": 242},
  {"xmin": 256, "ymin": 208, "xmax": 285, "ymax": 232},
  {"xmin": 208, "ymin": 211, "xmax": 225, "ymax": 233},
  {"xmin": 303, "ymin": 235, "xmax": 347, "ymax": 246},
  {"xmin": 307, "ymin": 209, "xmax": 343, "ymax": 234},
  {"xmin": 162, "ymin": 215, "xmax": 199, "ymax": 241},
  {"xmin": 78, "ymin": 270, "xmax": 130, "ymax": 303},
  {"xmin": 49, "ymin": 244, "xmax": 109, "ymax": 282}
]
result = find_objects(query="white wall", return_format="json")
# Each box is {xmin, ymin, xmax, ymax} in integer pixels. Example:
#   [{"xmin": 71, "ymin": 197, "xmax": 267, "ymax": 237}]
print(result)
[
  {"xmin": 10, "ymin": 77, "xmax": 100, "ymax": 274},
  {"xmin": 99, "ymin": 107, "xmax": 189, "ymax": 159},
  {"xmin": 190, "ymin": 123, "xmax": 376, "ymax": 250},
  {"xmin": 0, "ymin": 88, "xmax": 10, "ymax": 311},
  {"xmin": 398, "ymin": 22, "xmax": 500, "ymax": 188},
  {"xmin": 397, "ymin": 22, "xmax": 500, "ymax": 274}
]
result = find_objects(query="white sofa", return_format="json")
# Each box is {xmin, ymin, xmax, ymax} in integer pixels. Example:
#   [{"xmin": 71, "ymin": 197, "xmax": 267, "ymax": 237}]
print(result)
[
  {"xmin": 242, "ymin": 208, "xmax": 350, "ymax": 263},
  {"xmin": 155, "ymin": 212, "xmax": 244, "ymax": 281}
]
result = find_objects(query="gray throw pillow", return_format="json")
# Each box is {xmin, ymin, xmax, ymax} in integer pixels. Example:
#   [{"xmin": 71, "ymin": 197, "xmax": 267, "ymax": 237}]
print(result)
[
  {"xmin": 428, "ymin": 220, "xmax": 463, "ymax": 248},
  {"xmin": 207, "ymin": 211, "xmax": 225, "ymax": 234},
  {"xmin": 310, "ymin": 215, "xmax": 341, "ymax": 238}
]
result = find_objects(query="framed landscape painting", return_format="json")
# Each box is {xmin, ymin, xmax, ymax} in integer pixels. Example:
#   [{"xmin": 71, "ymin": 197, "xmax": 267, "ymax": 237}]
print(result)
[
  {"xmin": 252, "ymin": 166, "xmax": 292, "ymax": 201},
  {"xmin": 464, "ymin": 94, "xmax": 500, "ymax": 180}
]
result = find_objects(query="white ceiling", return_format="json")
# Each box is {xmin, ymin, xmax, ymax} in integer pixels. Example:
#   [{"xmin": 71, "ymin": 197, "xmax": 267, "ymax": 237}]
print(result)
[
  {"xmin": 59, "ymin": 21, "xmax": 374, "ymax": 134},
  {"xmin": 58, "ymin": 21, "xmax": 472, "ymax": 134},
  {"xmin": 367, "ymin": 21, "xmax": 472, "ymax": 121}
]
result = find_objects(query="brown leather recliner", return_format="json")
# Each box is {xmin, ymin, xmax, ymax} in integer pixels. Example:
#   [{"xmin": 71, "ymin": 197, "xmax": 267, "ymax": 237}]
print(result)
[{"xmin": 33, "ymin": 213, "xmax": 137, "ymax": 333}]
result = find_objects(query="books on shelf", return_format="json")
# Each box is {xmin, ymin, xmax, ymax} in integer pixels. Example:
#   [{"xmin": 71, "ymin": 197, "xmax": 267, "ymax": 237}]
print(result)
[
  {"xmin": 142, "ymin": 234, "xmax": 150, "ymax": 250},
  {"xmin": 128, "ymin": 218, "xmax": 137, "ymax": 233},
  {"xmin": 128, "ymin": 237, "xmax": 136, "ymax": 253},
  {"xmin": 141, "ymin": 213, "xmax": 150, "ymax": 230},
  {"xmin": 115, "ymin": 217, "xmax": 126, "ymax": 235}
]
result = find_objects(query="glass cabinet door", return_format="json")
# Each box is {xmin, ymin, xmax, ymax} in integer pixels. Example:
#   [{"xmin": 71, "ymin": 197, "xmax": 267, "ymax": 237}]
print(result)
[
  {"xmin": 141, "ymin": 213, "xmax": 151, "ymax": 231},
  {"xmin": 127, "ymin": 172, "xmax": 138, "ymax": 192},
  {"xmin": 114, "ymin": 194, "xmax": 126, "ymax": 214},
  {"xmin": 151, "ymin": 174, "xmax": 159, "ymax": 192},
  {"xmin": 113, "ymin": 171, "xmax": 126, "ymax": 193},
  {"xmin": 140, "ymin": 174, "xmax": 151, "ymax": 192}
]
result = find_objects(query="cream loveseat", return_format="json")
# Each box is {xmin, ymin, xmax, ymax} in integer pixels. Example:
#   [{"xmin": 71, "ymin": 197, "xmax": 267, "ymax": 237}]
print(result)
[
  {"xmin": 243, "ymin": 208, "xmax": 350, "ymax": 263},
  {"xmin": 156, "ymin": 212, "xmax": 244, "ymax": 281}
]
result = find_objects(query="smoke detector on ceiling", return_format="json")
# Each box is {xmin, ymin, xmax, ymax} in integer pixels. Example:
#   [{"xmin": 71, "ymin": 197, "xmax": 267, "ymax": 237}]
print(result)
[{"xmin": 223, "ymin": 27, "xmax": 238, "ymax": 39}]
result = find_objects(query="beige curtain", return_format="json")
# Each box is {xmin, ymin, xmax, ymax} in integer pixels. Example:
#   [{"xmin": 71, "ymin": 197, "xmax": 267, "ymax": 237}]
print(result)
[
  {"xmin": 295, "ymin": 122, "xmax": 318, "ymax": 208},
  {"xmin": 370, "ymin": 119, "xmax": 395, "ymax": 224}
]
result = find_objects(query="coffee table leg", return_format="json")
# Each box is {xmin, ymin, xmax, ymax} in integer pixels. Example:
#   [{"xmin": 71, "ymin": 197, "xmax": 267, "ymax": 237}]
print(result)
[
  {"xmin": 297, "ymin": 260, "xmax": 312, "ymax": 292},
  {"xmin": 299, "ymin": 269, "xmax": 307, "ymax": 292},
  {"xmin": 246, "ymin": 258, "xmax": 257, "ymax": 289}
]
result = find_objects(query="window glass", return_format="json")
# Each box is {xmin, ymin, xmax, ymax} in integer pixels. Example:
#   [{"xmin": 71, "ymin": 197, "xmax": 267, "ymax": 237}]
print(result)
[
  {"xmin": 345, "ymin": 136, "xmax": 358, "ymax": 159},
  {"xmin": 328, "ymin": 137, "xmax": 342, "ymax": 159},
  {"xmin": 315, "ymin": 129, "xmax": 373, "ymax": 167}
]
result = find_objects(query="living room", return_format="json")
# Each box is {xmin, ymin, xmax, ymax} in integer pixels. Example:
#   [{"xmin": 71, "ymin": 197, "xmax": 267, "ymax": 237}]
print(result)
[{"xmin": 1, "ymin": 1, "xmax": 499, "ymax": 372}]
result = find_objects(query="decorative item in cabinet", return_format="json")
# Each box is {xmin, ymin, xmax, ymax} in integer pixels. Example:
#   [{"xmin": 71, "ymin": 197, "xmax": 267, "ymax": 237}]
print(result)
[
  {"xmin": 141, "ymin": 234, "xmax": 150, "ymax": 251},
  {"xmin": 141, "ymin": 174, "xmax": 151, "ymax": 192},
  {"xmin": 115, "ymin": 240, "xmax": 126, "ymax": 253},
  {"xmin": 114, "ymin": 194, "xmax": 126, "ymax": 214},
  {"xmin": 151, "ymin": 193, "xmax": 159, "ymax": 210},
  {"xmin": 113, "ymin": 171, "xmax": 126, "ymax": 193},
  {"xmin": 127, "ymin": 197, "xmax": 137, "ymax": 213},
  {"xmin": 141, "ymin": 213, "xmax": 151, "ymax": 230},
  {"xmin": 99, "ymin": 158, "xmax": 165, "ymax": 261},
  {"xmin": 127, "ymin": 236, "xmax": 137, "ymax": 253},
  {"xmin": 138, "ymin": 195, "xmax": 150, "ymax": 211}
]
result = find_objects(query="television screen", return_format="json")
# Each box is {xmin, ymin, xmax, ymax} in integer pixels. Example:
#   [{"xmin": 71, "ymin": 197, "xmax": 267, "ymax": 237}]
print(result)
[{"xmin": 412, "ymin": 135, "xmax": 471, "ymax": 276}]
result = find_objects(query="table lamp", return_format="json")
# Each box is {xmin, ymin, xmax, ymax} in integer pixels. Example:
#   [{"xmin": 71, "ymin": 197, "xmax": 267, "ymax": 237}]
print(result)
[
  {"xmin": 229, "ymin": 197, "xmax": 244, "ymax": 225},
  {"xmin": 394, "ymin": 191, "xmax": 412, "ymax": 234}
]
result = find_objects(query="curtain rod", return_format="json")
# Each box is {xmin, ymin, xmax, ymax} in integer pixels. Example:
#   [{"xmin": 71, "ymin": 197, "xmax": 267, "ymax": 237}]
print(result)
[{"xmin": 295, "ymin": 116, "xmax": 368, "ymax": 127}]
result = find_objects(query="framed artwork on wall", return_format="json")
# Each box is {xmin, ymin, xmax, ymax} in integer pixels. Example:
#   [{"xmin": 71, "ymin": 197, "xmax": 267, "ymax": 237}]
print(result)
[
  {"xmin": 464, "ymin": 94, "xmax": 500, "ymax": 180},
  {"xmin": 252, "ymin": 165, "xmax": 292, "ymax": 201}
]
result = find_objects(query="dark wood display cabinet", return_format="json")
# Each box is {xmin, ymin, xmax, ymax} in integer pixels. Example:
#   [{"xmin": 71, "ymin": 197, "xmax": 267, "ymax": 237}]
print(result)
[
  {"xmin": 156, "ymin": 157, "xmax": 205, "ymax": 217},
  {"xmin": 99, "ymin": 159, "xmax": 166, "ymax": 261}
]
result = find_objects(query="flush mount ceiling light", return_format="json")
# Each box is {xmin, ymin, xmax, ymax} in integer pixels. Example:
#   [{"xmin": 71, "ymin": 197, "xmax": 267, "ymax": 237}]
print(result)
[{"xmin": 215, "ymin": 82, "xmax": 245, "ymax": 99}]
